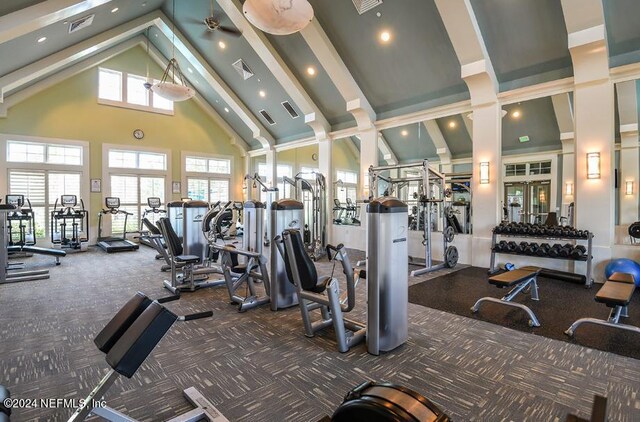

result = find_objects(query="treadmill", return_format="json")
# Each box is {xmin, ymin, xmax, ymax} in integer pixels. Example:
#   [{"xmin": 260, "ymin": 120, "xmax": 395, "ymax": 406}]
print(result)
[{"xmin": 97, "ymin": 197, "xmax": 139, "ymax": 253}]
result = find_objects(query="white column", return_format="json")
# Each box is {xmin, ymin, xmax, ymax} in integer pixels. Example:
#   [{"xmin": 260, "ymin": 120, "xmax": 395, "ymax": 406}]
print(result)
[
  {"xmin": 318, "ymin": 137, "xmax": 333, "ymax": 244},
  {"xmin": 264, "ymin": 147, "xmax": 277, "ymax": 191},
  {"xmin": 244, "ymin": 155, "xmax": 251, "ymax": 201},
  {"xmin": 620, "ymin": 127, "xmax": 639, "ymax": 225},
  {"xmin": 561, "ymin": 136, "xmax": 575, "ymax": 219},
  {"xmin": 562, "ymin": 0, "xmax": 614, "ymax": 281},
  {"xmin": 359, "ymin": 127, "xmax": 378, "ymax": 199}
]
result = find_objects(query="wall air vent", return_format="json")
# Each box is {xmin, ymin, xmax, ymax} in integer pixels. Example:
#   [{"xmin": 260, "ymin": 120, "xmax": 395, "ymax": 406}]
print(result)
[
  {"xmin": 281, "ymin": 101, "xmax": 299, "ymax": 119},
  {"xmin": 69, "ymin": 14, "xmax": 95, "ymax": 33},
  {"xmin": 352, "ymin": 0, "xmax": 382, "ymax": 15},
  {"xmin": 232, "ymin": 59, "xmax": 254, "ymax": 80},
  {"xmin": 259, "ymin": 109, "xmax": 276, "ymax": 125}
]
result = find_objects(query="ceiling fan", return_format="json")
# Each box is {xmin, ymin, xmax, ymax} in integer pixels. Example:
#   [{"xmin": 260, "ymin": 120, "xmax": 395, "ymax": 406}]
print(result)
[{"xmin": 189, "ymin": 0, "xmax": 242, "ymax": 39}]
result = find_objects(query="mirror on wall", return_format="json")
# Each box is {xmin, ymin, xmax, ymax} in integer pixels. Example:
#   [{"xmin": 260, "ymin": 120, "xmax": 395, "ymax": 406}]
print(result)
[
  {"xmin": 377, "ymin": 115, "xmax": 473, "ymax": 235},
  {"xmin": 500, "ymin": 93, "xmax": 573, "ymax": 227},
  {"xmin": 614, "ymin": 79, "xmax": 640, "ymax": 244},
  {"xmin": 331, "ymin": 137, "xmax": 361, "ymax": 226}
]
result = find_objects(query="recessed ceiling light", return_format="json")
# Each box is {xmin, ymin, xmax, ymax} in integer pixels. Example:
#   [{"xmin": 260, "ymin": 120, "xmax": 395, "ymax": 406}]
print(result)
[
  {"xmin": 224, "ymin": 107, "xmax": 229, "ymax": 113},
  {"xmin": 449, "ymin": 121, "xmax": 456, "ymax": 128},
  {"xmin": 37, "ymin": 36, "xmax": 47, "ymax": 43},
  {"xmin": 188, "ymin": 67, "xmax": 193, "ymax": 73},
  {"xmin": 259, "ymin": 90, "xmax": 266, "ymax": 98},
  {"xmin": 218, "ymin": 41, "xmax": 226, "ymax": 49},
  {"xmin": 512, "ymin": 110, "xmax": 521, "ymax": 118},
  {"xmin": 307, "ymin": 66, "xmax": 316, "ymax": 76},
  {"xmin": 111, "ymin": 7, "xmax": 119, "ymax": 13},
  {"xmin": 380, "ymin": 31, "xmax": 391, "ymax": 43},
  {"xmin": 401, "ymin": 129, "xmax": 408, "ymax": 137},
  {"xmin": 142, "ymin": 2, "xmax": 147, "ymax": 7}
]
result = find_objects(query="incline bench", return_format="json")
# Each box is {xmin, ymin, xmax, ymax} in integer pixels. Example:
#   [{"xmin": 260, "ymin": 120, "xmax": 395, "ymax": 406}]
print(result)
[
  {"xmin": 565, "ymin": 272, "xmax": 638, "ymax": 337},
  {"xmin": 471, "ymin": 268, "xmax": 541, "ymax": 327}
]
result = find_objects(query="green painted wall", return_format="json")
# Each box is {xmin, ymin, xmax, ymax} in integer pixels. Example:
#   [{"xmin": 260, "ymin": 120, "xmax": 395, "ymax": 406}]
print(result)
[
  {"xmin": 277, "ymin": 144, "xmax": 319, "ymax": 173},
  {"xmin": 0, "ymin": 46, "xmax": 245, "ymax": 230},
  {"xmin": 332, "ymin": 138, "xmax": 360, "ymax": 174}
]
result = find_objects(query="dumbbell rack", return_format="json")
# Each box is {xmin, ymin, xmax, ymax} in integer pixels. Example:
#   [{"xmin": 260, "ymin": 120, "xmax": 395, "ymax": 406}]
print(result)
[{"xmin": 489, "ymin": 230, "xmax": 593, "ymax": 287}]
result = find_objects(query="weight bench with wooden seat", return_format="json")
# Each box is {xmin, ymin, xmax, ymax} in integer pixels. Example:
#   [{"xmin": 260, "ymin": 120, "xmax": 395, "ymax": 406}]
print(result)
[
  {"xmin": 565, "ymin": 272, "xmax": 638, "ymax": 337},
  {"xmin": 471, "ymin": 268, "xmax": 541, "ymax": 327}
]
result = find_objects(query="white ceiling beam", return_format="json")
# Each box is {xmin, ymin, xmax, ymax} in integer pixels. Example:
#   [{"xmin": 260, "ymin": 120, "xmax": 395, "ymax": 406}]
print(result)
[
  {"xmin": 560, "ymin": 0, "xmax": 609, "ymax": 85},
  {"xmin": 615, "ymin": 81, "xmax": 638, "ymax": 130},
  {"xmin": 461, "ymin": 112, "xmax": 473, "ymax": 140},
  {"xmin": 0, "ymin": 0, "xmax": 115, "ymax": 45},
  {"xmin": 434, "ymin": 0, "xmax": 499, "ymax": 105},
  {"xmin": 0, "ymin": 10, "xmax": 162, "ymax": 102},
  {"xmin": 345, "ymin": 137, "xmax": 360, "ymax": 161},
  {"xmin": 377, "ymin": 134, "xmax": 398, "ymax": 165},
  {"xmin": 300, "ymin": 19, "xmax": 376, "ymax": 131},
  {"xmin": 423, "ymin": 120, "xmax": 452, "ymax": 164},
  {"xmin": 153, "ymin": 12, "xmax": 274, "ymax": 148},
  {"xmin": 550, "ymin": 93, "xmax": 574, "ymax": 137},
  {"xmin": 146, "ymin": 42, "xmax": 249, "ymax": 155},
  {"xmin": 217, "ymin": 0, "xmax": 330, "ymax": 140},
  {"xmin": 0, "ymin": 35, "xmax": 143, "ymax": 117}
]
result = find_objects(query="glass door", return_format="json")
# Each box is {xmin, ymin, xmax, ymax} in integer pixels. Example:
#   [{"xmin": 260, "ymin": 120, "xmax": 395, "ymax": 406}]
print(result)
[
  {"xmin": 529, "ymin": 181, "xmax": 551, "ymax": 224},
  {"xmin": 504, "ymin": 182, "xmax": 525, "ymax": 223},
  {"xmin": 504, "ymin": 181, "xmax": 551, "ymax": 224}
]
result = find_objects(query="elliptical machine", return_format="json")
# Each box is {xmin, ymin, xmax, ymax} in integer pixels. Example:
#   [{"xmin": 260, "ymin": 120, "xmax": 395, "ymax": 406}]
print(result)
[
  {"xmin": 139, "ymin": 197, "xmax": 166, "ymax": 249},
  {"xmin": 50, "ymin": 195, "xmax": 89, "ymax": 251}
]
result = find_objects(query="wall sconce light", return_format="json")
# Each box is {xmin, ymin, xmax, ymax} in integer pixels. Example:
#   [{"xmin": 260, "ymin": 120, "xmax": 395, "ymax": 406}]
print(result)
[
  {"xmin": 479, "ymin": 162, "xmax": 490, "ymax": 184},
  {"xmin": 626, "ymin": 181, "xmax": 634, "ymax": 196},
  {"xmin": 565, "ymin": 182, "xmax": 573, "ymax": 196},
  {"xmin": 586, "ymin": 152, "xmax": 601, "ymax": 179}
]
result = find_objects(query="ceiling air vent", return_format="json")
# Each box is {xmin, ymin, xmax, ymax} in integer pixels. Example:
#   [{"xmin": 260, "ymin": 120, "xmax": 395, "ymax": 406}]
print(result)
[
  {"xmin": 352, "ymin": 0, "xmax": 382, "ymax": 15},
  {"xmin": 259, "ymin": 109, "xmax": 276, "ymax": 125},
  {"xmin": 232, "ymin": 59, "xmax": 254, "ymax": 80},
  {"xmin": 281, "ymin": 101, "xmax": 299, "ymax": 119},
  {"xmin": 68, "ymin": 14, "xmax": 95, "ymax": 34}
]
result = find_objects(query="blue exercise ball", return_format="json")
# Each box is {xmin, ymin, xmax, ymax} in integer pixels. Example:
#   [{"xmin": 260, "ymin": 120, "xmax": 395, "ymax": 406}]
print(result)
[{"xmin": 604, "ymin": 259, "xmax": 640, "ymax": 287}]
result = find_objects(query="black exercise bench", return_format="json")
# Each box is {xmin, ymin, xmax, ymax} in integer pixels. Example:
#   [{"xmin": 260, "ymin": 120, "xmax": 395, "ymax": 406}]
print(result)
[
  {"xmin": 8, "ymin": 245, "xmax": 66, "ymax": 265},
  {"xmin": 471, "ymin": 268, "xmax": 541, "ymax": 327},
  {"xmin": 565, "ymin": 272, "xmax": 638, "ymax": 337}
]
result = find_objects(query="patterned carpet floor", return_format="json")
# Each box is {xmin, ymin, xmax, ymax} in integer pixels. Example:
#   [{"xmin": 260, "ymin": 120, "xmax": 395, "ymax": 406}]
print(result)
[{"xmin": 1, "ymin": 246, "xmax": 639, "ymax": 421}]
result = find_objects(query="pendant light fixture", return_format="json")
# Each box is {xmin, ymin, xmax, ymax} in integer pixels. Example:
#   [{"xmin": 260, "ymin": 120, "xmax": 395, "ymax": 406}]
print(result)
[
  {"xmin": 152, "ymin": 0, "xmax": 195, "ymax": 102},
  {"xmin": 143, "ymin": 27, "xmax": 152, "ymax": 90},
  {"xmin": 243, "ymin": 0, "xmax": 314, "ymax": 35}
]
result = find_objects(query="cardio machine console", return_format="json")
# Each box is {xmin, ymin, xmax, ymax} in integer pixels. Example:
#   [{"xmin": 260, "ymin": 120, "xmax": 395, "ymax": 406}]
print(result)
[
  {"xmin": 147, "ymin": 197, "xmax": 161, "ymax": 209},
  {"xmin": 105, "ymin": 197, "xmax": 120, "ymax": 209},
  {"xmin": 6, "ymin": 194, "xmax": 24, "ymax": 207},
  {"xmin": 61, "ymin": 195, "xmax": 77, "ymax": 207}
]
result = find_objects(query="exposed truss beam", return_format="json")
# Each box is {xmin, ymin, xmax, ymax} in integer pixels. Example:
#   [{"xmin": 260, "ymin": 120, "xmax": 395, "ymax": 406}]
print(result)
[
  {"xmin": 0, "ymin": 0, "xmax": 115, "ymax": 45},
  {"xmin": 377, "ymin": 134, "xmax": 398, "ymax": 165},
  {"xmin": 550, "ymin": 93, "xmax": 574, "ymax": 137},
  {"xmin": 615, "ymin": 81, "xmax": 638, "ymax": 130},
  {"xmin": 217, "ymin": 0, "xmax": 329, "ymax": 139},
  {"xmin": 423, "ymin": 120, "xmax": 452, "ymax": 164}
]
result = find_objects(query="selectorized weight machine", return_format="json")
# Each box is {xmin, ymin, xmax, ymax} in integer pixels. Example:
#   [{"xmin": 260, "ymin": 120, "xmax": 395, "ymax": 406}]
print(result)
[
  {"xmin": 369, "ymin": 160, "xmax": 458, "ymax": 276},
  {"xmin": 245, "ymin": 173, "xmax": 279, "ymax": 246}
]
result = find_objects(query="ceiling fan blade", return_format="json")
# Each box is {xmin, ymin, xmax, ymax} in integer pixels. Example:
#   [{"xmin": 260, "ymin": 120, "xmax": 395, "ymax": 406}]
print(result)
[
  {"xmin": 201, "ymin": 30, "xmax": 216, "ymax": 40},
  {"xmin": 185, "ymin": 17, "xmax": 204, "ymax": 25},
  {"xmin": 218, "ymin": 26, "xmax": 243, "ymax": 37}
]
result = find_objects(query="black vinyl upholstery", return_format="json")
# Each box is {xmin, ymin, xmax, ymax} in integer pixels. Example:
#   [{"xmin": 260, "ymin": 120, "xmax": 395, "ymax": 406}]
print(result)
[
  {"xmin": 141, "ymin": 218, "xmax": 161, "ymax": 235},
  {"xmin": 158, "ymin": 218, "xmax": 183, "ymax": 255},
  {"xmin": 105, "ymin": 301, "xmax": 177, "ymax": 378},
  {"xmin": 283, "ymin": 229, "xmax": 328, "ymax": 293},
  {"xmin": 94, "ymin": 292, "xmax": 152, "ymax": 354}
]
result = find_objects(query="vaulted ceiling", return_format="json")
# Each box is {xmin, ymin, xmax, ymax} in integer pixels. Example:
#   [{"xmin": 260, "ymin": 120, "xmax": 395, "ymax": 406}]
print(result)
[{"xmin": 1, "ymin": 0, "xmax": 640, "ymax": 162}]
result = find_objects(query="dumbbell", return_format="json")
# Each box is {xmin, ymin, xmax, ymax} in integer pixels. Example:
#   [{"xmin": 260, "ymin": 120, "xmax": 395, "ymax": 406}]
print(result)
[
  {"xmin": 506, "ymin": 241, "xmax": 518, "ymax": 252},
  {"xmin": 536, "ymin": 243, "xmax": 551, "ymax": 257},
  {"xmin": 558, "ymin": 243, "xmax": 573, "ymax": 258},
  {"xmin": 548, "ymin": 243, "xmax": 562, "ymax": 258},
  {"xmin": 570, "ymin": 245, "xmax": 587, "ymax": 260},
  {"xmin": 525, "ymin": 242, "xmax": 539, "ymax": 255},
  {"xmin": 513, "ymin": 241, "xmax": 525, "ymax": 254},
  {"xmin": 494, "ymin": 240, "xmax": 508, "ymax": 252}
]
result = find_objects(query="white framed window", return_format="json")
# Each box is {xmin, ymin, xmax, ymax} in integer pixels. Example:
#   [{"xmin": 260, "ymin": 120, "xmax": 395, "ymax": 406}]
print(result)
[
  {"xmin": 299, "ymin": 166, "xmax": 319, "ymax": 180},
  {"xmin": 108, "ymin": 149, "xmax": 167, "ymax": 171},
  {"xmin": 336, "ymin": 170, "xmax": 358, "ymax": 184},
  {"xmin": 98, "ymin": 67, "xmax": 174, "ymax": 115},
  {"xmin": 104, "ymin": 145, "xmax": 171, "ymax": 236},
  {"xmin": 335, "ymin": 169, "xmax": 358, "ymax": 204},
  {"xmin": 182, "ymin": 152, "xmax": 233, "ymax": 204},
  {"xmin": 1, "ymin": 135, "xmax": 89, "ymax": 243},
  {"xmin": 7, "ymin": 141, "xmax": 82, "ymax": 165}
]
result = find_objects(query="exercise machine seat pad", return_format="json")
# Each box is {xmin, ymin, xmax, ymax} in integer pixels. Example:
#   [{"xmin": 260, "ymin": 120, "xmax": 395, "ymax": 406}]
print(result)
[
  {"xmin": 95, "ymin": 292, "xmax": 152, "ymax": 354},
  {"xmin": 106, "ymin": 301, "xmax": 177, "ymax": 378},
  {"xmin": 158, "ymin": 218, "xmax": 183, "ymax": 256},
  {"xmin": 176, "ymin": 254, "xmax": 200, "ymax": 264},
  {"xmin": 489, "ymin": 269, "xmax": 539, "ymax": 288},
  {"xmin": 595, "ymin": 281, "xmax": 635, "ymax": 307},
  {"xmin": 608, "ymin": 272, "xmax": 635, "ymax": 284},
  {"xmin": 283, "ymin": 229, "xmax": 324, "ymax": 292},
  {"xmin": 20, "ymin": 245, "xmax": 66, "ymax": 257},
  {"xmin": 141, "ymin": 218, "xmax": 161, "ymax": 235},
  {"xmin": 231, "ymin": 264, "xmax": 248, "ymax": 274}
]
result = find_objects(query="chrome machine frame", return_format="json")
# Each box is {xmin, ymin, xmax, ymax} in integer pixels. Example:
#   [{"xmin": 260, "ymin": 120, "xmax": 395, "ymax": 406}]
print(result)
[
  {"xmin": 245, "ymin": 173, "xmax": 278, "ymax": 246},
  {"xmin": 369, "ymin": 160, "xmax": 458, "ymax": 276},
  {"xmin": 287, "ymin": 171, "xmax": 327, "ymax": 260}
]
